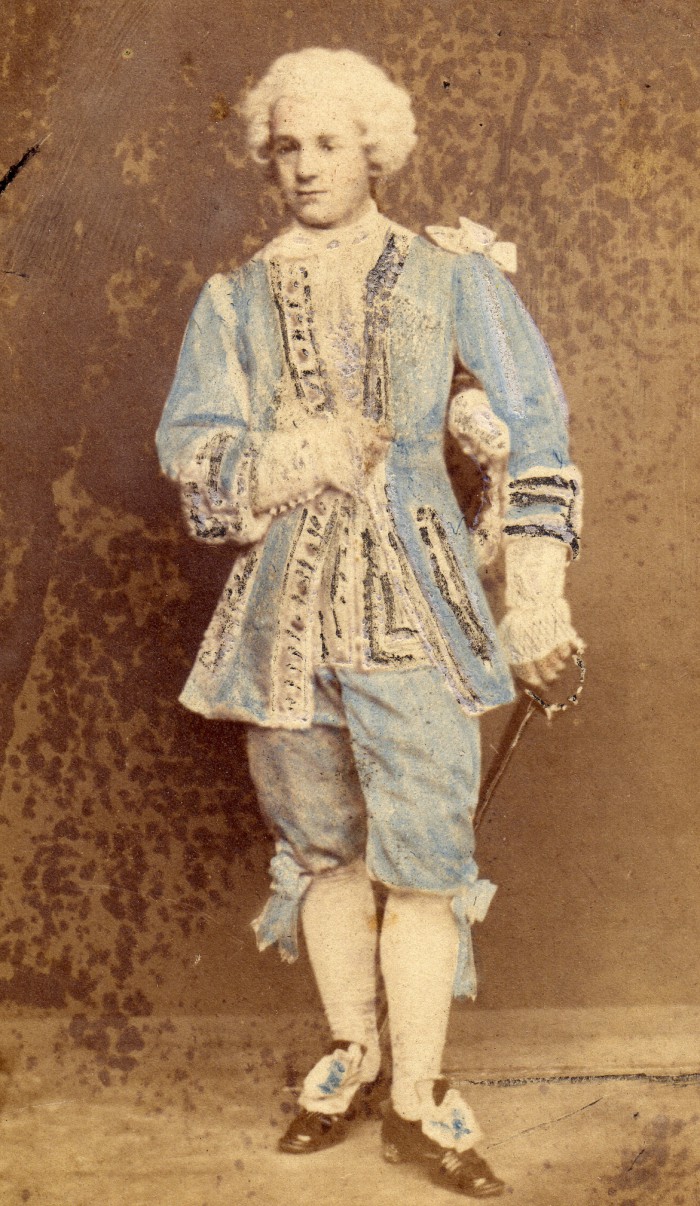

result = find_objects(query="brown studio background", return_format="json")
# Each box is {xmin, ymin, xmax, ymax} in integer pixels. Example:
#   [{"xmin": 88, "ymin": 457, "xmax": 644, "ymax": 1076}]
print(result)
[{"xmin": 0, "ymin": 0, "xmax": 698, "ymax": 1078}]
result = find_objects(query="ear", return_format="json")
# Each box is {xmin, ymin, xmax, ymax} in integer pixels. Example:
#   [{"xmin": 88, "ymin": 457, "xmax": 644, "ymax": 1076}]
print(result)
[
  {"xmin": 362, "ymin": 139, "xmax": 381, "ymax": 176},
  {"xmin": 367, "ymin": 157, "xmax": 383, "ymax": 182}
]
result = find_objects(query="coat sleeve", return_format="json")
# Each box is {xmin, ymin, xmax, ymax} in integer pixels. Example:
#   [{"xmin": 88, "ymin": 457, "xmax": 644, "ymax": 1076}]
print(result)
[
  {"xmin": 451, "ymin": 252, "xmax": 582, "ymax": 557},
  {"xmin": 155, "ymin": 273, "xmax": 272, "ymax": 546},
  {"xmin": 451, "ymin": 253, "xmax": 583, "ymax": 664},
  {"xmin": 157, "ymin": 273, "xmax": 358, "ymax": 538}
]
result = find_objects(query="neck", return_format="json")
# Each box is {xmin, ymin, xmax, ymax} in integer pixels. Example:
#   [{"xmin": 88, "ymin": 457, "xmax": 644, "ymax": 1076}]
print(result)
[{"xmin": 291, "ymin": 198, "xmax": 380, "ymax": 239}]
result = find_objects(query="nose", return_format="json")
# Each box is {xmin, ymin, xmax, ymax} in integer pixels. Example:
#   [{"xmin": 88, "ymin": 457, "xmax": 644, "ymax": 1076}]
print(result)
[{"xmin": 295, "ymin": 145, "xmax": 321, "ymax": 182}]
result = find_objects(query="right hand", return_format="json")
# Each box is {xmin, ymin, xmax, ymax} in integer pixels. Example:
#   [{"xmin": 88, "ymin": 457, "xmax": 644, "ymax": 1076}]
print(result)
[{"xmin": 326, "ymin": 419, "xmax": 392, "ymax": 495}]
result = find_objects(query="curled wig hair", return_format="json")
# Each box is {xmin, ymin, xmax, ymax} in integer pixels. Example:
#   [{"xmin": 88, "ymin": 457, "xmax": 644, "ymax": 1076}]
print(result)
[{"xmin": 242, "ymin": 48, "xmax": 417, "ymax": 177}]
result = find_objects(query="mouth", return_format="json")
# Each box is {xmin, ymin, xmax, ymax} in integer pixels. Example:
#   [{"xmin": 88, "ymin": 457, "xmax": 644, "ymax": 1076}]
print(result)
[{"xmin": 295, "ymin": 190, "xmax": 327, "ymax": 199}]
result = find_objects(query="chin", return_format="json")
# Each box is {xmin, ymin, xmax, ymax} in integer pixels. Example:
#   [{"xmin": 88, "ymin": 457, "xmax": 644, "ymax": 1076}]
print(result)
[{"xmin": 294, "ymin": 205, "xmax": 338, "ymax": 228}]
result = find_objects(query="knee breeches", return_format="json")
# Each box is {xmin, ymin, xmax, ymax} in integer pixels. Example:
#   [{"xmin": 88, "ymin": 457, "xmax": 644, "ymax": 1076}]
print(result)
[{"xmin": 247, "ymin": 666, "xmax": 497, "ymax": 999}]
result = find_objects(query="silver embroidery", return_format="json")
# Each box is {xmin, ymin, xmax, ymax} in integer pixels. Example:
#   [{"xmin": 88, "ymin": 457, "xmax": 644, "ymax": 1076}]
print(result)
[
  {"xmin": 269, "ymin": 259, "xmax": 334, "ymax": 415},
  {"xmin": 270, "ymin": 498, "xmax": 341, "ymax": 722},
  {"xmin": 196, "ymin": 548, "xmax": 262, "ymax": 671},
  {"xmin": 415, "ymin": 506, "xmax": 493, "ymax": 664},
  {"xmin": 504, "ymin": 465, "xmax": 582, "ymax": 557},
  {"xmin": 362, "ymin": 231, "xmax": 411, "ymax": 424}
]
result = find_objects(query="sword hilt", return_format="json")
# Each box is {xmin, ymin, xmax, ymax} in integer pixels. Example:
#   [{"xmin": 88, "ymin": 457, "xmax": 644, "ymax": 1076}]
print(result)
[{"xmin": 522, "ymin": 648, "xmax": 587, "ymax": 722}]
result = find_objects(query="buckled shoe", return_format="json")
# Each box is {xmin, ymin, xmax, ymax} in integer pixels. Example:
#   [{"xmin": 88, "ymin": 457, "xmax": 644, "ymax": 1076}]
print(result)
[
  {"xmin": 381, "ymin": 1078, "xmax": 505, "ymax": 1197},
  {"xmin": 279, "ymin": 1041, "xmax": 385, "ymax": 1154}
]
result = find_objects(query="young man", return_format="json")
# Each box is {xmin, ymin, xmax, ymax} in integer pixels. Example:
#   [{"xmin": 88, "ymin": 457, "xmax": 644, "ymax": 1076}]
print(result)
[{"xmin": 156, "ymin": 48, "xmax": 582, "ymax": 1198}]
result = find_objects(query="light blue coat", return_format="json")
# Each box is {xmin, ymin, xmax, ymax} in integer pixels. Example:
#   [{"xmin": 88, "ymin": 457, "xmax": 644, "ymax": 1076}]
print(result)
[{"xmin": 156, "ymin": 233, "xmax": 578, "ymax": 728}]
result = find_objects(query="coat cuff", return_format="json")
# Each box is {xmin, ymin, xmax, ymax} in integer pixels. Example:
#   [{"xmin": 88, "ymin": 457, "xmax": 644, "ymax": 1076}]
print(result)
[
  {"xmin": 177, "ymin": 431, "xmax": 272, "ymax": 545},
  {"xmin": 252, "ymin": 424, "xmax": 343, "ymax": 515},
  {"xmin": 504, "ymin": 464, "xmax": 583, "ymax": 559},
  {"xmin": 447, "ymin": 387, "xmax": 510, "ymax": 466}
]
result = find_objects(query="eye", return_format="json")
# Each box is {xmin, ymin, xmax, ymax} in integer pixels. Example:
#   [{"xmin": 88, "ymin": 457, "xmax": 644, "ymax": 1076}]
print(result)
[{"xmin": 273, "ymin": 140, "xmax": 297, "ymax": 156}]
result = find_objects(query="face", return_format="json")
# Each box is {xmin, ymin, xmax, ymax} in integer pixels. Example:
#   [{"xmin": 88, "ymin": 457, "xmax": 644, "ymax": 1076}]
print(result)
[{"xmin": 270, "ymin": 94, "xmax": 374, "ymax": 229}]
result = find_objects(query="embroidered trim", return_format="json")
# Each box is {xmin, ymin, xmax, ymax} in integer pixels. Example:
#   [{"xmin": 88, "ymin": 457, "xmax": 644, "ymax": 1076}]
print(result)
[
  {"xmin": 269, "ymin": 498, "xmax": 341, "ymax": 722},
  {"xmin": 181, "ymin": 480, "xmax": 230, "ymax": 541},
  {"xmin": 202, "ymin": 430, "xmax": 231, "ymax": 502},
  {"xmin": 196, "ymin": 548, "xmax": 262, "ymax": 671},
  {"xmin": 505, "ymin": 465, "xmax": 583, "ymax": 558},
  {"xmin": 269, "ymin": 259, "xmax": 334, "ymax": 415},
  {"xmin": 180, "ymin": 431, "xmax": 271, "ymax": 545},
  {"xmin": 316, "ymin": 483, "xmax": 432, "ymax": 671},
  {"xmin": 415, "ymin": 507, "xmax": 492, "ymax": 662},
  {"xmin": 180, "ymin": 432, "xmax": 239, "ymax": 541},
  {"xmin": 360, "ymin": 520, "xmax": 427, "ymax": 665},
  {"xmin": 362, "ymin": 231, "xmax": 411, "ymax": 423},
  {"xmin": 326, "ymin": 505, "xmax": 351, "ymax": 660},
  {"xmin": 382, "ymin": 521, "xmax": 481, "ymax": 710}
]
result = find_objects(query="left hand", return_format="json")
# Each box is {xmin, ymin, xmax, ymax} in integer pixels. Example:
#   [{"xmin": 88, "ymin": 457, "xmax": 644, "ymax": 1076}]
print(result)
[{"xmin": 514, "ymin": 640, "xmax": 577, "ymax": 693}]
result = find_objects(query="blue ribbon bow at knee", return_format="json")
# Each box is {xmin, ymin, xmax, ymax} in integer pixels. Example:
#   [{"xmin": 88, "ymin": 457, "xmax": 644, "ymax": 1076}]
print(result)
[
  {"xmin": 251, "ymin": 840, "xmax": 312, "ymax": 963},
  {"xmin": 451, "ymin": 878, "xmax": 498, "ymax": 1000}
]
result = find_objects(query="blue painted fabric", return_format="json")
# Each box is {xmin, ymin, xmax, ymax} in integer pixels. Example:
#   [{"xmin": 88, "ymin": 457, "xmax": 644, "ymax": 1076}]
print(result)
[
  {"xmin": 156, "ymin": 237, "xmax": 575, "ymax": 728},
  {"xmin": 247, "ymin": 666, "xmax": 495, "ymax": 999}
]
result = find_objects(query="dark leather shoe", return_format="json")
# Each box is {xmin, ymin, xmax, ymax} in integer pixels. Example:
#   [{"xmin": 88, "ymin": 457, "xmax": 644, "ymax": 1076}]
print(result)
[
  {"xmin": 279, "ymin": 1041, "xmax": 387, "ymax": 1155},
  {"xmin": 381, "ymin": 1080, "xmax": 505, "ymax": 1197},
  {"xmin": 278, "ymin": 1105, "xmax": 352, "ymax": 1154}
]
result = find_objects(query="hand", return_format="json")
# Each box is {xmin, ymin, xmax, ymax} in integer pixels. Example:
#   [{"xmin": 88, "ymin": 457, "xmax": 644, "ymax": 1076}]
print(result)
[
  {"xmin": 326, "ymin": 419, "xmax": 391, "ymax": 495},
  {"xmin": 360, "ymin": 420, "xmax": 392, "ymax": 474},
  {"xmin": 514, "ymin": 640, "xmax": 577, "ymax": 693}
]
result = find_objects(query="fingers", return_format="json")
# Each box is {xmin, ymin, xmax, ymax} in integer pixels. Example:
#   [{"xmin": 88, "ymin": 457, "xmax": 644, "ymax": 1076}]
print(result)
[
  {"xmin": 538, "ymin": 649, "xmax": 568, "ymax": 683},
  {"xmin": 362, "ymin": 431, "xmax": 392, "ymax": 473},
  {"xmin": 514, "ymin": 660, "xmax": 546, "ymax": 690},
  {"xmin": 514, "ymin": 644, "xmax": 575, "ymax": 692}
]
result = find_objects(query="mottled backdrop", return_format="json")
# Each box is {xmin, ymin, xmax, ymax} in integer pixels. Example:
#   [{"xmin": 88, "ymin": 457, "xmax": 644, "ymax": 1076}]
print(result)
[{"xmin": 0, "ymin": 0, "xmax": 698, "ymax": 1076}]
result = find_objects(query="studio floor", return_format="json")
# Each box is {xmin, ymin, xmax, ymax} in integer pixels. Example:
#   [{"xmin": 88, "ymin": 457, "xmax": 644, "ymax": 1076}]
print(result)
[{"xmin": 0, "ymin": 1011, "xmax": 698, "ymax": 1206}]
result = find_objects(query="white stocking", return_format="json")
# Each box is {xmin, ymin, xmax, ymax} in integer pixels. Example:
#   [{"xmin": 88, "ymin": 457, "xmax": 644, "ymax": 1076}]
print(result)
[
  {"xmin": 301, "ymin": 861, "xmax": 381, "ymax": 1084},
  {"xmin": 380, "ymin": 889, "xmax": 459, "ymax": 1120}
]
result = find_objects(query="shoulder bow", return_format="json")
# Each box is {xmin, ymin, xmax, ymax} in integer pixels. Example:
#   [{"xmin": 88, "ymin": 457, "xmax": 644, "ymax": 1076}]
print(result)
[{"xmin": 425, "ymin": 216, "xmax": 517, "ymax": 274}]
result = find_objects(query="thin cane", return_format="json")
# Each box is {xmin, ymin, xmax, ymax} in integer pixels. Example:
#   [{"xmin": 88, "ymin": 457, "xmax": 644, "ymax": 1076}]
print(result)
[{"xmin": 475, "ymin": 649, "xmax": 586, "ymax": 831}]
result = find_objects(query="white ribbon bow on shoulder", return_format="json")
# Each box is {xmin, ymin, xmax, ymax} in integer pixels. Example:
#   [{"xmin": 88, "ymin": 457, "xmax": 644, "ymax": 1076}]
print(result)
[{"xmin": 425, "ymin": 216, "xmax": 517, "ymax": 273}]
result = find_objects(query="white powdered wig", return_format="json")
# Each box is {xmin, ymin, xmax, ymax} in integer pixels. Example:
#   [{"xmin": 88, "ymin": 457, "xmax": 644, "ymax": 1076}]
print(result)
[{"xmin": 242, "ymin": 47, "xmax": 417, "ymax": 177}]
